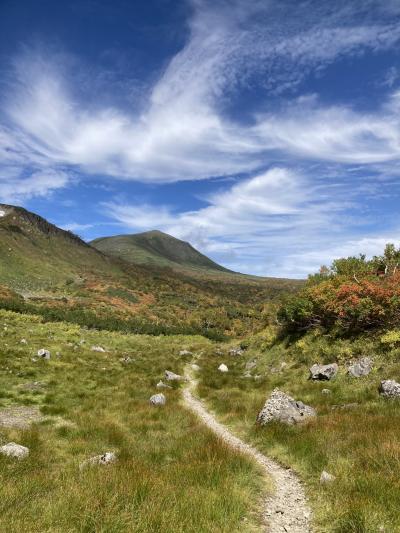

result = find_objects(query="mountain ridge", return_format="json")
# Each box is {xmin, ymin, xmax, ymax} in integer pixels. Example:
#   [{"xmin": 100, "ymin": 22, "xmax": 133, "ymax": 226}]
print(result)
[{"xmin": 90, "ymin": 230, "xmax": 234, "ymax": 274}]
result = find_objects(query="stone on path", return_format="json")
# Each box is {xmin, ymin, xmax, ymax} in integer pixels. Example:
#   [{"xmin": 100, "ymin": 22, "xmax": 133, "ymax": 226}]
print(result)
[
  {"xmin": 0, "ymin": 442, "xmax": 29, "ymax": 459},
  {"xmin": 150, "ymin": 393, "xmax": 166, "ymax": 406},
  {"xmin": 310, "ymin": 363, "xmax": 338, "ymax": 380},
  {"xmin": 218, "ymin": 363, "xmax": 229, "ymax": 372},
  {"xmin": 257, "ymin": 389, "xmax": 316, "ymax": 426},
  {"xmin": 164, "ymin": 370, "xmax": 183, "ymax": 381}
]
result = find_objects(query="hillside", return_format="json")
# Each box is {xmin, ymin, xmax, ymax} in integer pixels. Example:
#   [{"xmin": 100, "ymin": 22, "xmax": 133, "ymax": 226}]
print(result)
[
  {"xmin": 91, "ymin": 230, "xmax": 232, "ymax": 274},
  {"xmin": 0, "ymin": 204, "xmax": 302, "ymax": 339}
]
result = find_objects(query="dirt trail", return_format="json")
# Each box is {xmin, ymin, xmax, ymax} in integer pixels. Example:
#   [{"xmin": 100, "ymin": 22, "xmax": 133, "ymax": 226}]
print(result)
[{"xmin": 182, "ymin": 367, "xmax": 312, "ymax": 533}]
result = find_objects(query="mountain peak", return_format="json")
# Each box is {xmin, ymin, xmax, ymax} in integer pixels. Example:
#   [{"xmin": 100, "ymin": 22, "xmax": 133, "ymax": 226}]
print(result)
[{"xmin": 91, "ymin": 230, "xmax": 231, "ymax": 273}]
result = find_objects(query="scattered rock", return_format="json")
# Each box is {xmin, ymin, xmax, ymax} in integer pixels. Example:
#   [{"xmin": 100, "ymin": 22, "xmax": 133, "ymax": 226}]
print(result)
[
  {"xmin": 0, "ymin": 406, "xmax": 43, "ymax": 428},
  {"xmin": 20, "ymin": 338, "xmax": 27, "ymax": 345},
  {"xmin": 80, "ymin": 451, "xmax": 117, "ymax": 470},
  {"xmin": 150, "ymin": 393, "xmax": 166, "ymax": 406},
  {"xmin": 229, "ymin": 347, "xmax": 244, "ymax": 356},
  {"xmin": 347, "ymin": 357, "xmax": 373, "ymax": 378},
  {"xmin": 164, "ymin": 370, "xmax": 183, "ymax": 381},
  {"xmin": 218, "ymin": 363, "xmax": 229, "ymax": 372},
  {"xmin": 119, "ymin": 356, "xmax": 133, "ymax": 364},
  {"xmin": 156, "ymin": 380, "xmax": 172, "ymax": 389},
  {"xmin": 245, "ymin": 359, "xmax": 257, "ymax": 370},
  {"xmin": 0, "ymin": 442, "xmax": 29, "ymax": 459},
  {"xmin": 179, "ymin": 350, "xmax": 192, "ymax": 356},
  {"xmin": 257, "ymin": 389, "xmax": 316, "ymax": 426},
  {"xmin": 91, "ymin": 345, "xmax": 106, "ymax": 353},
  {"xmin": 320, "ymin": 470, "xmax": 336, "ymax": 484},
  {"xmin": 321, "ymin": 388, "xmax": 331, "ymax": 395},
  {"xmin": 242, "ymin": 371, "xmax": 252, "ymax": 378},
  {"xmin": 37, "ymin": 348, "xmax": 51, "ymax": 360},
  {"xmin": 379, "ymin": 379, "xmax": 400, "ymax": 398},
  {"xmin": 191, "ymin": 363, "xmax": 200, "ymax": 371},
  {"xmin": 310, "ymin": 363, "xmax": 338, "ymax": 381}
]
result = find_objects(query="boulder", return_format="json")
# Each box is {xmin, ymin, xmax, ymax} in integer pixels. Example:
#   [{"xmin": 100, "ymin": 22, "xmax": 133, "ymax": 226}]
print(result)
[
  {"xmin": 310, "ymin": 363, "xmax": 338, "ymax": 381},
  {"xmin": 347, "ymin": 357, "xmax": 373, "ymax": 378},
  {"xmin": 0, "ymin": 442, "xmax": 29, "ymax": 459},
  {"xmin": 80, "ymin": 451, "xmax": 117, "ymax": 470},
  {"xmin": 156, "ymin": 380, "xmax": 172, "ymax": 389},
  {"xmin": 164, "ymin": 370, "xmax": 182, "ymax": 381},
  {"xmin": 150, "ymin": 393, "xmax": 166, "ymax": 406},
  {"xmin": 37, "ymin": 348, "xmax": 51, "ymax": 360},
  {"xmin": 218, "ymin": 363, "xmax": 229, "ymax": 372},
  {"xmin": 320, "ymin": 470, "xmax": 336, "ymax": 484},
  {"xmin": 179, "ymin": 350, "xmax": 192, "ymax": 356},
  {"xmin": 257, "ymin": 389, "xmax": 316, "ymax": 426},
  {"xmin": 379, "ymin": 380, "xmax": 400, "ymax": 398}
]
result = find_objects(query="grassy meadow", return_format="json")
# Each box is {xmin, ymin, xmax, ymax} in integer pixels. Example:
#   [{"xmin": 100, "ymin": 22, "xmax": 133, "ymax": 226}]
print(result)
[
  {"xmin": 0, "ymin": 309, "xmax": 267, "ymax": 532},
  {"xmin": 196, "ymin": 329, "xmax": 400, "ymax": 532}
]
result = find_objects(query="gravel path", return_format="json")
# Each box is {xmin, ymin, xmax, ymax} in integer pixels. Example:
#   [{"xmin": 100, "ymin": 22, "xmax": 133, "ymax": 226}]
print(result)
[{"xmin": 182, "ymin": 368, "xmax": 312, "ymax": 533}]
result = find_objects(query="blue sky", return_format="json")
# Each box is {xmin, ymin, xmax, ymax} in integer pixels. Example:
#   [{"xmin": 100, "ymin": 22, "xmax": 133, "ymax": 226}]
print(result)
[{"xmin": 1, "ymin": 0, "xmax": 400, "ymax": 277}]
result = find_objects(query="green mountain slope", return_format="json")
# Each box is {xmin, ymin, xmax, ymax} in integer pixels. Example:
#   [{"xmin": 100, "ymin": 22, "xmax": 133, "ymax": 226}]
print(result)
[
  {"xmin": 91, "ymin": 230, "xmax": 232, "ymax": 274},
  {"xmin": 0, "ymin": 204, "xmax": 303, "ymax": 338}
]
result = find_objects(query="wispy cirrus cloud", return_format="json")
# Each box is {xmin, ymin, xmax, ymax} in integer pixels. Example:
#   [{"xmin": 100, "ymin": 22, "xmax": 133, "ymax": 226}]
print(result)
[{"xmin": 2, "ymin": 0, "xmax": 400, "ymax": 186}]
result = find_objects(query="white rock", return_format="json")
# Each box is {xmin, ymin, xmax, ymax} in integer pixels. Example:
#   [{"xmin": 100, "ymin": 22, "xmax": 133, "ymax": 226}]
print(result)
[
  {"xmin": 80, "ymin": 451, "xmax": 117, "ymax": 470},
  {"xmin": 164, "ymin": 370, "xmax": 182, "ymax": 381},
  {"xmin": 37, "ymin": 348, "xmax": 51, "ymax": 360},
  {"xmin": 156, "ymin": 380, "xmax": 172, "ymax": 389},
  {"xmin": 379, "ymin": 379, "xmax": 400, "ymax": 397},
  {"xmin": 20, "ymin": 339, "xmax": 27, "ymax": 345},
  {"xmin": 218, "ymin": 363, "xmax": 229, "ymax": 372},
  {"xmin": 0, "ymin": 442, "xmax": 29, "ymax": 459},
  {"xmin": 257, "ymin": 389, "xmax": 316, "ymax": 426},
  {"xmin": 91, "ymin": 345, "xmax": 106, "ymax": 352},
  {"xmin": 191, "ymin": 363, "xmax": 200, "ymax": 371},
  {"xmin": 150, "ymin": 393, "xmax": 166, "ymax": 406},
  {"xmin": 321, "ymin": 389, "xmax": 331, "ymax": 395},
  {"xmin": 179, "ymin": 350, "xmax": 192, "ymax": 356},
  {"xmin": 320, "ymin": 470, "xmax": 336, "ymax": 484}
]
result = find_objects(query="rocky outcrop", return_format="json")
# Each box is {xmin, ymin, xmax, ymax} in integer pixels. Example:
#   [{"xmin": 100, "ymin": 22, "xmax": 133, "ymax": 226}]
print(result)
[
  {"xmin": 0, "ymin": 442, "xmax": 29, "ymax": 459},
  {"xmin": 310, "ymin": 363, "xmax": 338, "ymax": 380},
  {"xmin": 347, "ymin": 357, "xmax": 373, "ymax": 378},
  {"xmin": 379, "ymin": 380, "xmax": 400, "ymax": 397},
  {"xmin": 257, "ymin": 389, "xmax": 316, "ymax": 426}
]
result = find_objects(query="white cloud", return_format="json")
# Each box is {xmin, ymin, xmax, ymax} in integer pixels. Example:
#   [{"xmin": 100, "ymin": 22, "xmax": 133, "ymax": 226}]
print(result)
[
  {"xmin": 2, "ymin": 1, "xmax": 400, "ymax": 183},
  {"xmin": 0, "ymin": 169, "xmax": 70, "ymax": 204}
]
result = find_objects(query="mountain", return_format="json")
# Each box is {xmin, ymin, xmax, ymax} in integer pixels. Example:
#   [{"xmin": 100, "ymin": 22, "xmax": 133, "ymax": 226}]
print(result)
[
  {"xmin": 0, "ymin": 204, "xmax": 303, "ymax": 339},
  {"xmin": 91, "ymin": 230, "xmax": 232, "ymax": 274}
]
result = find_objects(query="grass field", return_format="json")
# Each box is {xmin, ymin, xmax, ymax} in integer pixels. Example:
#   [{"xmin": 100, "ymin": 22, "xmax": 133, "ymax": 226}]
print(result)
[
  {"xmin": 196, "ymin": 329, "xmax": 400, "ymax": 532},
  {"xmin": 0, "ymin": 309, "xmax": 267, "ymax": 532}
]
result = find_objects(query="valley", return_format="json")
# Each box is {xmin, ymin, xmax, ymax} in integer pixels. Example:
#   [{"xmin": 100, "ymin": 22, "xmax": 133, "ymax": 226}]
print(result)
[{"xmin": 0, "ymin": 204, "xmax": 400, "ymax": 532}]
